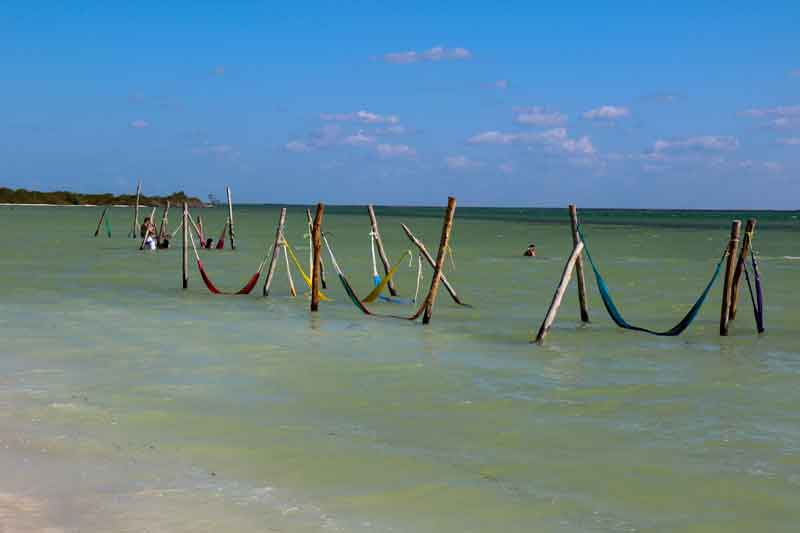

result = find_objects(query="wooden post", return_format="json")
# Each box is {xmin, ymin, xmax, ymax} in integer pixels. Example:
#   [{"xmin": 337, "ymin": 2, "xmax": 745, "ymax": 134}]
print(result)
[
  {"xmin": 182, "ymin": 202, "xmax": 188, "ymax": 289},
  {"xmin": 720, "ymin": 220, "xmax": 741, "ymax": 336},
  {"xmin": 130, "ymin": 180, "xmax": 141, "ymax": 238},
  {"xmin": 158, "ymin": 200, "xmax": 170, "ymax": 241},
  {"xmin": 569, "ymin": 205, "xmax": 590, "ymax": 323},
  {"xmin": 310, "ymin": 203, "xmax": 324, "ymax": 312},
  {"xmin": 367, "ymin": 205, "xmax": 399, "ymax": 296},
  {"xmin": 284, "ymin": 244, "xmax": 297, "ymax": 297},
  {"xmin": 93, "ymin": 207, "xmax": 108, "ymax": 237},
  {"xmin": 409, "ymin": 197, "xmax": 457, "ymax": 324},
  {"xmin": 197, "ymin": 216, "xmax": 205, "ymax": 243},
  {"xmin": 306, "ymin": 209, "xmax": 327, "ymax": 289},
  {"xmin": 263, "ymin": 208, "xmax": 287, "ymax": 297},
  {"xmin": 226, "ymin": 186, "xmax": 236, "ymax": 250},
  {"xmin": 401, "ymin": 223, "xmax": 465, "ymax": 305},
  {"xmin": 535, "ymin": 242, "xmax": 585, "ymax": 343},
  {"xmin": 729, "ymin": 218, "xmax": 756, "ymax": 320}
]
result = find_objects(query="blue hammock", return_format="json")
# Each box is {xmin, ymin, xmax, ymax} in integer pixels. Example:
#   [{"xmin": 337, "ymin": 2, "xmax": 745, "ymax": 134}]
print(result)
[{"xmin": 579, "ymin": 228, "xmax": 726, "ymax": 336}]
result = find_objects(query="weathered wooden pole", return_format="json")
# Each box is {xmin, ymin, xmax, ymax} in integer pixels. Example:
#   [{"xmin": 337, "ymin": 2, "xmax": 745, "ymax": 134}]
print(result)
[
  {"xmin": 729, "ymin": 218, "xmax": 757, "ymax": 321},
  {"xmin": 158, "ymin": 200, "xmax": 170, "ymax": 240},
  {"xmin": 310, "ymin": 203, "xmax": 324, "ymax": 312},
  {"xmin": 409, "ymin": 197, "xmax": 457, "ymax": 323},
  {"xmin": 196, "ymin": 215, "xmax": 205, "ymax": 243},
  {"xmin": 93, "ymin": 207, "xmax": 108, "ymax": 237},
  {"xmin": 569, "ymin": 205, "xmax": 590, "ymax": 323},
  {"xmin": 263, "ymin": 208, "xmax": 287, "ymax": 297},
  {"xmin": 284, "ymin": 244, "xmax": 297, "ymax": 297},
  {"xmin": 130, "ymin": 180, "xmax": 141, "ymax": 238},
  {"xmin": 367, "ymin": 204, "xmax": 399, "ymax": 296},
  {"xmin": 535, "ymin": 241, "xmax": 585, "ymax": 343},
  {"xmin": 306, "ymin": 208, "xmax": 327, "ymax": 289},
  {"xmin": 226, "ymin": 186, "xmax": 236, "ymax": 250},
  {"xmin": 720, "ymin": 220, "xmax": 741, "ymax": 336},
  {"xmin": 401, "ymin": 223, "xmax": 465, "ymax": 305},
  {"xmin": 182, "ymin": 202, "xmax": 188, "ymax": 289}
]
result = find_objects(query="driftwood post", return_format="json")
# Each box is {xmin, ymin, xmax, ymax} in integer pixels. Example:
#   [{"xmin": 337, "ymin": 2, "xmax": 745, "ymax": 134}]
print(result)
[
  {"xmin": 130, "ymin": 180, "xmax": 141, "ymax": 238},
  {"xmin": 306, "ymin": 209, "xmax": 327, "ymax": 289},
  {"xmin": 197, "ymin": 216, "xmax": 205, "ymax": 243},
  {"xmin": 401, "ymin": 223, "xmax": 465, "ymax": 305},
  {"xmin": 409, "ymin": 197, "xmax": 457, "ymax": 324},
  {"xmin": 263, "ymin": 208, "xmax": 287, "ymax": 297},
  {"xmin": 93, "ymin": 207, "xmax": 108, "ymax": 237},
  {"xmin": 569, "ymin": 205, "xmax": 590, "ymax": 323},
  {"xmin": 226, "ymin": 186, "xmax": 236, "ymax": 250},
  {"xmin": 310, "ymin": 203, "xmax": 324, "ymax": 312},
  {"xmin": 158, "ymin": 200, "xmax": 170, "ymax": 240},
  {"xmin": 535, "ymin": 241, "xmax": 585, "ymax": 343},
  {"xmin": 720, "ymin": 220, "xmax": 742, "ymax": 336},
  {"xmin": 367, "ymin": 205, "xmax": 399, "ymax": 296},
  {"xmin": 182, "ymin": 202, "xmax": 188, "ymax": 289},
  {"xmin": 729, "ymin": 218, "xmax": 757, "ymax": 321}
]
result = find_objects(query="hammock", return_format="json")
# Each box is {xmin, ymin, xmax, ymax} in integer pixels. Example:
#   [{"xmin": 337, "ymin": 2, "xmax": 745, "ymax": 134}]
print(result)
[
  {"xmin": 283, "ymin": 239, "xmax": 329, "ymax": 301},
  {"xmin": 189, "ymin": 232, "xmax": 266, "ymax": 295},
  {"xmin": 368, "ymin": 233, "xmax": 413, "ymax": 304},
  {"xmin": 363, "ymin": 251, "xmax": 411, "ymax": 303},
  {"xmin": 104, "ymin": 215, "xmax": 112, "ymax": 238},
  {"xmin": 323, "ymin": 236, "xmax": 373, "ymax": 315},
  {"xmin": 743, "ymin": 251, "xmax": 765, "ymax": 333},
  {"xmin": 579, "ymin": 228, "xmax": 726, "ymax": 336},
  {"xmin": 216, "ymin": 221, "xmax": 228, "ymax": 250}
]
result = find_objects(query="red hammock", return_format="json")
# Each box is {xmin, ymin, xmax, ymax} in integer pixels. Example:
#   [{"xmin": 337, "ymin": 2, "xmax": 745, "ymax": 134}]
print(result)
[
  {"xmin": 216, "ymin": 221, "xmax": 228, "ymax": 250},
  {"xmin": 190, "ymin": 231, "xmax": 265, "ymax": 295}
]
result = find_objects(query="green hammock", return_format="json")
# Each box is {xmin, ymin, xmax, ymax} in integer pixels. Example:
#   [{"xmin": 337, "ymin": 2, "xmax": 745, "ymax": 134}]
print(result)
[
  {"xmin": 104, "ymin": 215, "xmax": 112, "ymax": 238},
  {"xmin": 579, "ymin": 228, "xmax": 726, "ymax": 336}
]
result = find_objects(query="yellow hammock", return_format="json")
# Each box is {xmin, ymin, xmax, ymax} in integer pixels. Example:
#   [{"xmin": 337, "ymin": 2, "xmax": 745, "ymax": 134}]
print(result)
[
  {"xmin": 361, "ymin": 251, "xmax": 411, "ymax": 303},
  {"xmin": 284, "ymin": 239, "xmax": 330, "ymax": 301}
]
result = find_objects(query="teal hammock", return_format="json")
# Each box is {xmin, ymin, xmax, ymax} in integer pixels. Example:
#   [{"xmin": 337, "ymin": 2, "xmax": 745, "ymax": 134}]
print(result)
[{"xmin": 579, "ymin": 228, "xmax": 726, "ymax": 336}]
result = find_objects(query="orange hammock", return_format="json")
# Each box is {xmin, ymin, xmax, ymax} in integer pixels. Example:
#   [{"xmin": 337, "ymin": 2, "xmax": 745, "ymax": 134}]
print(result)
[
  {"xmin": 215, "ymin": 220, "xmax": 228, "ymax": 250},
  {"xmin": 189, "ymin": 231, "xmax": 266, "ymax": 295}
]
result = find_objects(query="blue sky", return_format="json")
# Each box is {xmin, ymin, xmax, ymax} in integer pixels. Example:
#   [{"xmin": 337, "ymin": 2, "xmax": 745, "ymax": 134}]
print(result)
[{"xmin": 2, "ymin": 1, "xmax": 799, "ymax": 208}]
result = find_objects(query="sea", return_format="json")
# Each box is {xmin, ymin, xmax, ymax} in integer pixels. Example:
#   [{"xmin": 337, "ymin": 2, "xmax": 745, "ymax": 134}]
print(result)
[{"xmin": 1, "ymin": 204, "xmax": 798, "ymax": 532}]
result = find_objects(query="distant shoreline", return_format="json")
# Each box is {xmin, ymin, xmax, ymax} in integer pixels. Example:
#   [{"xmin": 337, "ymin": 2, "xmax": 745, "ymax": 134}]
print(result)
[{"xmin": 0, "ymin": 187, "xmax": 206, "ymax": 208}]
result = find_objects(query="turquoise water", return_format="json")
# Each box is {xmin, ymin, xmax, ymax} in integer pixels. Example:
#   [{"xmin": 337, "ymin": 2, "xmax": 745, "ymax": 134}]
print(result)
[{"xmin": 1, "ymin": 204, "xmax": 799, "ymax": 531}]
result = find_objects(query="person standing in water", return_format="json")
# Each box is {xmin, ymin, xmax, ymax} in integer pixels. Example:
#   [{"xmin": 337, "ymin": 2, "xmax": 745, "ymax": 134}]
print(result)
[{"xmin": 524, "ymin": 243, "xmax": 537, "ymax": 257}]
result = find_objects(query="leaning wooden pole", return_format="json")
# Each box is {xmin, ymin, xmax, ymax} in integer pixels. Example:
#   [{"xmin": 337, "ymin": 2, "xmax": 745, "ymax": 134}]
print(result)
[
  {"xmin": 719, "ymin": 220, "xmax": 741, "ymax": 336},
  {"xmin": 729, "ymin": 218, "xmax": 757, "ymax": 321},
  {"xmin": 196, "ymin": 216, "xmax": 205, "ymax": 243},
  {"xmin": 535, "ymin": 241, "xmax": 585, "ymax": 343},
  {"xmin": 310, "ymin": 203, "xmax": 324, "ymax": 312},
  {"xmin": 262, "ymin": 208, "xmax": 287, "ymax": 297},
  {"xmin": 182, "ymin": 202, "xmax": 188, "ymax": 289},
  {"xmin": 409, "ymin": 197, "xmax": 457, "ymax": 324},
  {"xmin": 367, "ymin": 204, "xmax": 399, "ymax": 296},
  {"xmin": 569, "ymin": 205, "xmax": 590, "ymax": 323},
  {"xmin": 226, "ymin": 186, "xmax": 236, "ymax": 250},
  {"xmin": 130, "ymin": 180, "xmax": 141, "ymax": 238},
  {"xmin": 158, "ymin": 200, "xmax": 170, "ymax": 240},
  {"xmin": 93, "ymin": 207, "xmax": 108, "ymax": 237},
  {"xmin": 401, "ymin": 223, "xmax": 465, "ymax": 305}
]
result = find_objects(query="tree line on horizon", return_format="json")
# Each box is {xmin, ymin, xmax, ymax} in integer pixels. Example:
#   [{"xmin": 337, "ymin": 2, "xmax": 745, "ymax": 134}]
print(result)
[{"xmin": 0, "ymin": 187, "xmax": 205, "ymax": 207}]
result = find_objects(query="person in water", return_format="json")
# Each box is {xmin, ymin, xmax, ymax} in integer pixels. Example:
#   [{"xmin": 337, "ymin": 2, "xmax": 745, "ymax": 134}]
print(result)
[
  {"xmin": 524, "ymin": 243, "xmax": 537, "ymax": 257},
  {"xmin": 140, "ymin": 217, "xmax": 159, "ymax": 250}
]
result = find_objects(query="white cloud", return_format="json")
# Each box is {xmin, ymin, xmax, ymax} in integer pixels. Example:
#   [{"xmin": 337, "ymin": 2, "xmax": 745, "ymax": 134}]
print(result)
[
  {"xmin": 778, "ymin": 137, "xmax": 800, "ymax": 145},
  {"xmin": 375, "ymin": 125, "xmax": 407, "ymax": 136},
  {"xmin": 382, "ymin": 45, "xmax": 472, "ymax": 64},
  {"xmin": 651, "ymin": 136, "xmax": 739, "ymax": 155},
  {"xmin": 739, "ymin": 105, "xmax": 800, "ymax": 119},
  {"xmin": 343, "ymin": 130, "xmax": 377, "ymax": 146},
  {"xmin": 320, "ymin": 110, "xmax": 399, "ymax": 125},
  {"xmin": 444, "ymin": 155, "xmax": 482, "ymax": 170},
  {"xmin": 493, "ymin": 80, "xmax": 509, "ymax": 90},
  {"xmin": 514, "ymin": 106, "xmax": 567, "ymax": 126},
  {"xmin": 285, "ymin": 141, "xmax": 310, "ymax": 152},
  {"xmin": 583, "ymin": 105, "xmax": 631, "ymax": 121},
  {"xmin": 739, "ymin": 160, "xmax": 783, "ymax": 173},
  {"xmin": 376, "ymin": 143, "xmax": 416, "ymax": 158},
  {"xmin": 129, "ymin": 119, "xmax": 149, "ymax": 129},
  {"xmin": 468, "ymin": 127, "xmax": 595, "ymax": 155},
  {"xmin": 498, "ymin": 162, "xmax": 515, "ymax": 174}
]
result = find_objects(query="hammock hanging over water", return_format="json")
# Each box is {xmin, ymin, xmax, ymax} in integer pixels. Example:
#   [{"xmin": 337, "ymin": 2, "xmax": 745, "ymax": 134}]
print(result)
[
  {"xmin": 579, "ymin": 228, "xmax": 727, "ymax": 336},
  {"xmin": 189, "ymin": 231, "xmax": 265, "ymax": 295},
  {"xmin": 368, "ymin": 232, "xmax": 413, "ymax": 304},
  {"xmin": 743, "ymin": 250, "xmax": 766, "ymax": 333},
  {"xmin": 104, "ymin": 215, "xmax": 112, "ymax": 238},
  {"xmin": 283, "ymin": 239, "xmax": 329, "ymax": 301}
]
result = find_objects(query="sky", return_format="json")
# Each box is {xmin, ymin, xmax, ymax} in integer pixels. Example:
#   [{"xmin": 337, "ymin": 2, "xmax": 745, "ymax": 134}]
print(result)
[{"xmin": 2, "ymin": 1, "xmax": 799, "ymax": 208}]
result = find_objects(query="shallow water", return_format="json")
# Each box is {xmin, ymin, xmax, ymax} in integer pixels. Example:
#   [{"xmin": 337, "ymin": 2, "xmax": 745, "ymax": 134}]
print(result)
[{"xmin": 1, "ymin": 205, "xmax": 799, "ymax": 532}]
